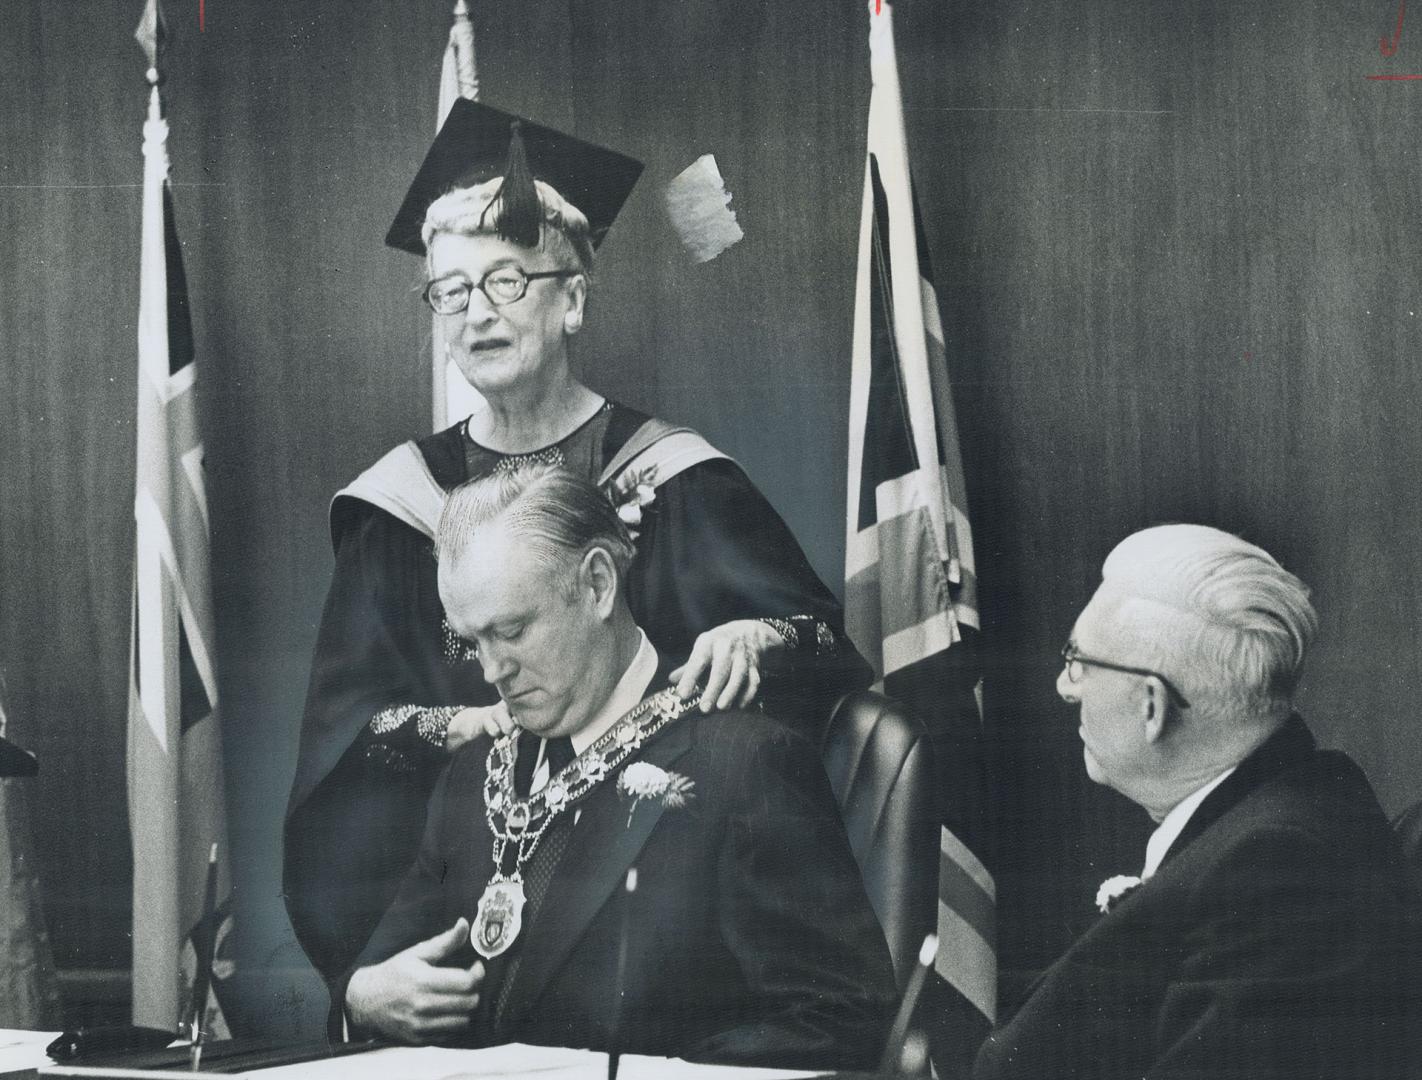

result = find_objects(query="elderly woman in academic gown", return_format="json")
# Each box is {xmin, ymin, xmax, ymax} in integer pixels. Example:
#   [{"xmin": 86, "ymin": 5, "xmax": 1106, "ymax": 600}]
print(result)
[{"xmin": 283, "ymin": 100, "xmax": 874, "ymax": 983}]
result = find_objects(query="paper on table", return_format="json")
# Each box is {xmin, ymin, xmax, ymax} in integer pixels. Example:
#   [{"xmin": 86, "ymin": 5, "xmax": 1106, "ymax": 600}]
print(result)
[
  {"xmin": 0, "ymin": 1029, "xmax": 62, "ymax": 1075},
  {"xmin": 251, "ymin": 1043, "xmax": 604, "ymax": 1080},
  {"xmin": 251, "ymin": 1044, "xmax": 817, "ymax": 1080},
  {"xmin": 615, "ymin": 1056, "xmax": 817, "ymax": 1080}
]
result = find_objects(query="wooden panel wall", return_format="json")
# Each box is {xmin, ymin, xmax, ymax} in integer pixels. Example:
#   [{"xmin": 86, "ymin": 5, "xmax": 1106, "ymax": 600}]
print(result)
[
  {"xmin": 3, "ymin": 0, "xmax": 1420, "ymax": 1030},
  {"xmin": 894, "ymin": 0, "xmax": 1422, "ymax": 964}
]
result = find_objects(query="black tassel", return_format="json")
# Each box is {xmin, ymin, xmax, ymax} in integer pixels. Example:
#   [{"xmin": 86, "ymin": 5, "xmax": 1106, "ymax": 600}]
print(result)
[{"xmin": 491, "ymin": 121, "xmax": 542, "ymax": 249}]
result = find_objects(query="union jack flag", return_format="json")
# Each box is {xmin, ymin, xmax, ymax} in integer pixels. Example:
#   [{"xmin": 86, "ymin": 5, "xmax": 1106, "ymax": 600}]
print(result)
[
  {"xmin": 128, "ymin": 0, "xmax": 231, "ymax": 1036},
  {"xmin": 844, "ymin": 3, "xmax": 995, "ymax": 1073}
]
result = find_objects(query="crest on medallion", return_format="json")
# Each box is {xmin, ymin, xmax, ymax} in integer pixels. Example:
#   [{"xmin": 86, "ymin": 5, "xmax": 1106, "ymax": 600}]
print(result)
[{"xmin": 471, "ymin": 878, "xmax": 526, "ymax": 959}]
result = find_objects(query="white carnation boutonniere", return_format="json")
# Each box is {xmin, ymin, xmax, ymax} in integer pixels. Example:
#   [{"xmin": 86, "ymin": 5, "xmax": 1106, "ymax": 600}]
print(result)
[
  {"xmin": 606, "ymin": 467, "xmax": 658, "ymax": 541},
  {"xmin": 617, "ymin": 761, "xmax": 695, "ymax": 827},
  {"xmin": 1095, "ymin": 874, "xmax": 1143, "ymax": 914}
]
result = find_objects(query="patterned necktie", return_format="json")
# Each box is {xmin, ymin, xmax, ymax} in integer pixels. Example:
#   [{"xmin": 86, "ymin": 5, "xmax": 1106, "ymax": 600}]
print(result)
[{"xmin": 513, "ymin": 733, "xmax": 574, "ymax": 796}]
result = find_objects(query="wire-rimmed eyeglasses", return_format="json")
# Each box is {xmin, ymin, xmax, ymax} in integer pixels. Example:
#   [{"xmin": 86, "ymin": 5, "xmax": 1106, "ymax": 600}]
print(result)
[
  {"xmin": 422, "ymin": 267, "xmax": 579, "ymax": 314},
  {"xmin": 1060, "ymin": 642, "xmax": 1191, "ymax": 709}
]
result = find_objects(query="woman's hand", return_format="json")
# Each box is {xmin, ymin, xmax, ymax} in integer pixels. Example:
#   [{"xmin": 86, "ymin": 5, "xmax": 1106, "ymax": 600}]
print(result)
[
  {"xmin": 444, "ymin": 702, "xmax": 514, "ymax": 752},
  {"xmin": 670, "ymin": 619, "xmax": 788, "ymax": 713}
]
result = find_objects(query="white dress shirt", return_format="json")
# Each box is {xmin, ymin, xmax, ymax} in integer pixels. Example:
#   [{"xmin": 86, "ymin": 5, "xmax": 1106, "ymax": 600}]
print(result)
[{"xmin": 1141, "ymin": 766, "xmax": 1236, "ymax": 880}]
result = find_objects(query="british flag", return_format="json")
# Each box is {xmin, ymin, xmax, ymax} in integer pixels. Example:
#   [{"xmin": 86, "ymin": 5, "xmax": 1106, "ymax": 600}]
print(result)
[{"xmin": 844, "ymin": 3, "xmax": 995, "ymax": 1073}]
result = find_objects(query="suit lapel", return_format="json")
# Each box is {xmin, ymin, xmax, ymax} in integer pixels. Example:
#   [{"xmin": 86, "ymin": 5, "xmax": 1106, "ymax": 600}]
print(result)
[
  {"xmin": 1003, "ymin": 717, "xmax": 1318, "ymax": 1023},
  {"xmin": 454, "ymin": 743, "xmax": 499, "ymax": 894},
  {"xmin": 498, "ymin": 713, "xmax": 694, "ymax": 1026},
  {"xmin": 1156, "ymin": 714, "xmax": 1315, "ymax": 873},
  {"xmin": 474, "ymin": 743, "xmax": 500, "ymax": 858}
]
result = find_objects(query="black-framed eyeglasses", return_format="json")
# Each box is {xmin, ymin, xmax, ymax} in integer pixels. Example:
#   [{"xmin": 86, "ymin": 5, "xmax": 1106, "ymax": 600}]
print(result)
[
  {"xmin": 1060, "ymin": 642, "xmax": 1191, "ymax": 709},
  {"xmin": 422, "ymin": 267, "xmax": 579, "ymax": 314}
]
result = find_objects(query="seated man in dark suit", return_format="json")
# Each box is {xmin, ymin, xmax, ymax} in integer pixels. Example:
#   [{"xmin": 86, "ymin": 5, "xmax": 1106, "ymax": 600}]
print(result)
[
  {"xmin": 976, "ymin": 524, "xmax": 1419, "ymax": 1080},
  {"xmin": 339, "ymin": 462, "xmax": 896, "ymax": 1070}
]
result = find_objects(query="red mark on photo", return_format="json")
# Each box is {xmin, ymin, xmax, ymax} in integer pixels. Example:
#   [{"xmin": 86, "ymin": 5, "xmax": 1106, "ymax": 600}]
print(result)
[
  {"xmin": 1367, "ymin": 0, "xmax": 1420, "ymax": 78},
  {"xmin": 200, "ymin": 0, "xmax": 205, "ymax": 32},
  {"xmin": 1381, "ymin": 0, "xmax": 1406, "ymax": 56}
]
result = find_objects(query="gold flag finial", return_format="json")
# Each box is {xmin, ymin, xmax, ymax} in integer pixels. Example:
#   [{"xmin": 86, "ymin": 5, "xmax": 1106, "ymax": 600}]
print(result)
[{"xmin": 134, "ymin": 0, "xmax": 168, "ymax": 80}]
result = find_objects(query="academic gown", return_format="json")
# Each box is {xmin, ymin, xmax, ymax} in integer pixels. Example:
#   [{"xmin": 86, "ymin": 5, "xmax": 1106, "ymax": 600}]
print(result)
[{"xmin": 284, "ymin": 403, "xmax": 873, "ymax": 982}]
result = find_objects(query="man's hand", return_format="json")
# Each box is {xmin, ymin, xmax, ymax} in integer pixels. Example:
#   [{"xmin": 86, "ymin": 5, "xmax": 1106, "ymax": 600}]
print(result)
[
  {"xmin": 670, "ymin": 619, "xmax": 787, "ymax": 712},
  {"xmin": 345, "ymin": 919, "xmax": 484, "ymax": 1043},
  {"xmin": 445, "ymin": 703, "xmax": 514, "ymax": 753}
]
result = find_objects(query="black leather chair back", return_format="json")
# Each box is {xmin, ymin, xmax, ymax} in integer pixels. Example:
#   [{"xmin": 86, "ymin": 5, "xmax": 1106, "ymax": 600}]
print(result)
[
  {"xmin": 1394, "ymin": 797, "xmax": 1422, "ymax": 901},
  {"xmin": 821, "ymin": 690, "xmax": 938, "ymax": 990}
]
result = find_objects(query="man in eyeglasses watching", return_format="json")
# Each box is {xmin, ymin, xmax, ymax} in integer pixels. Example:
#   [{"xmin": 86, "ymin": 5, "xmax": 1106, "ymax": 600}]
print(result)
[{"xmin": 975, "ymin": 524, "xmax": 1419, "ymax": 1080}]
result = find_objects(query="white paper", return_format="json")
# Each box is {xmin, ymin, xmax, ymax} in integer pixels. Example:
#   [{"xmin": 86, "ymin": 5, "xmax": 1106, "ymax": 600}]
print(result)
[
  {"xmin": 240, "ymin": 1044, "xmax": 818, "ymax": 1080},
  {"xmin": 249, "ymin": 1043, "xmax": 604, "ymax": 1080},
  {"xmin": 615, "ymin": 1056, "xmax": 817, "ymax": 1080},
  {"xmin": 0, "ymin": 1029, "xmax": 62, "ymax": 1074},
  {"xmin": 663, "ymin": 154, "xmax": 745, "ymax": 264}
]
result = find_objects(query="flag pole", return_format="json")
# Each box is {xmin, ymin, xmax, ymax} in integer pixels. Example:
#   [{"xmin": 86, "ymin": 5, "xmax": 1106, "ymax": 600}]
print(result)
[
  {"xmin": 130, "ymin": 0, "xmax": 232, "ymax": 1036},
  {"xmin": 131, "ymin": 1, "xmax": 177, "ymax": 1027},
  {"xmin": 433, "ymin": 1, "xmax": 484, "ymax": 431}
]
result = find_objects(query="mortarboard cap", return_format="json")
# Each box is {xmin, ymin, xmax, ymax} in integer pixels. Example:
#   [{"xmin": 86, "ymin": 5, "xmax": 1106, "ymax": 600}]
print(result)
[{"xmin": 385, "ymin": 98, "xmax": 644, "ymax": 256}]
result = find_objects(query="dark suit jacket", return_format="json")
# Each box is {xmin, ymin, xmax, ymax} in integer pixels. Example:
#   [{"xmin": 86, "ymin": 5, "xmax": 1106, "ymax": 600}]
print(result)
[
  {"xmin": 975, "ymin": 716, "xmax": 1421, "ymax": 1080},
  {"xmin": 345, "ymin": 704, "xmax": 897, "ymax": 1071}
]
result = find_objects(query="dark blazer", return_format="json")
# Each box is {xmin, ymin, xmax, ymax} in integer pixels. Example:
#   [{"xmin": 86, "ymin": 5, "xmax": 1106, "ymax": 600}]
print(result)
[
  {"xmin": 975, "ymin": 716, "xmax": 1421, "ymax": 1080},
  {"xmin": 345, "ymin": 703, "xmax": 897, "ymax": 1072}
]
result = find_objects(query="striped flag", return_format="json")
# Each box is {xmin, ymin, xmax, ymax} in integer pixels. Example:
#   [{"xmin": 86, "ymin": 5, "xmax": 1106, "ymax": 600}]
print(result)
[
  {"xmin": 844, "ymin": 1, "xmax": 995, "ymax": 1070},
  {"xmin": 0, "ymin": 687, "xmax": 61, "ymax": 1027},
  {"xmin": 128, "ymin": 0, "xmax": 232, "ymax": 1036},
  {"xmin": 433, "ymin": 0, "xmax": 485, "ymax": 430}
]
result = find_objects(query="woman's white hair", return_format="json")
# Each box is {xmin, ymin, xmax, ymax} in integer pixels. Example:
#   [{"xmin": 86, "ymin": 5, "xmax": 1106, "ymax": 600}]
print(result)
[
  {"xmin": 1100, "ymin": 524, "xmax": 1318, "ymax": 723},
  {"xmin": 422, "ymin": 177, "xmax": 595, "ymax": 276}
]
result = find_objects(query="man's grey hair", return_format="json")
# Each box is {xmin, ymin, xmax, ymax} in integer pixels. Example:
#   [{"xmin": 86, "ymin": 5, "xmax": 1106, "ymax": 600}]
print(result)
[
  {"xmin": 1099, "ymin": 524, "xmax": 1318, "ymax": 724},
  {"xmin": 436, "ymin": 461, "xmax": 635, "ymax": 593}
]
